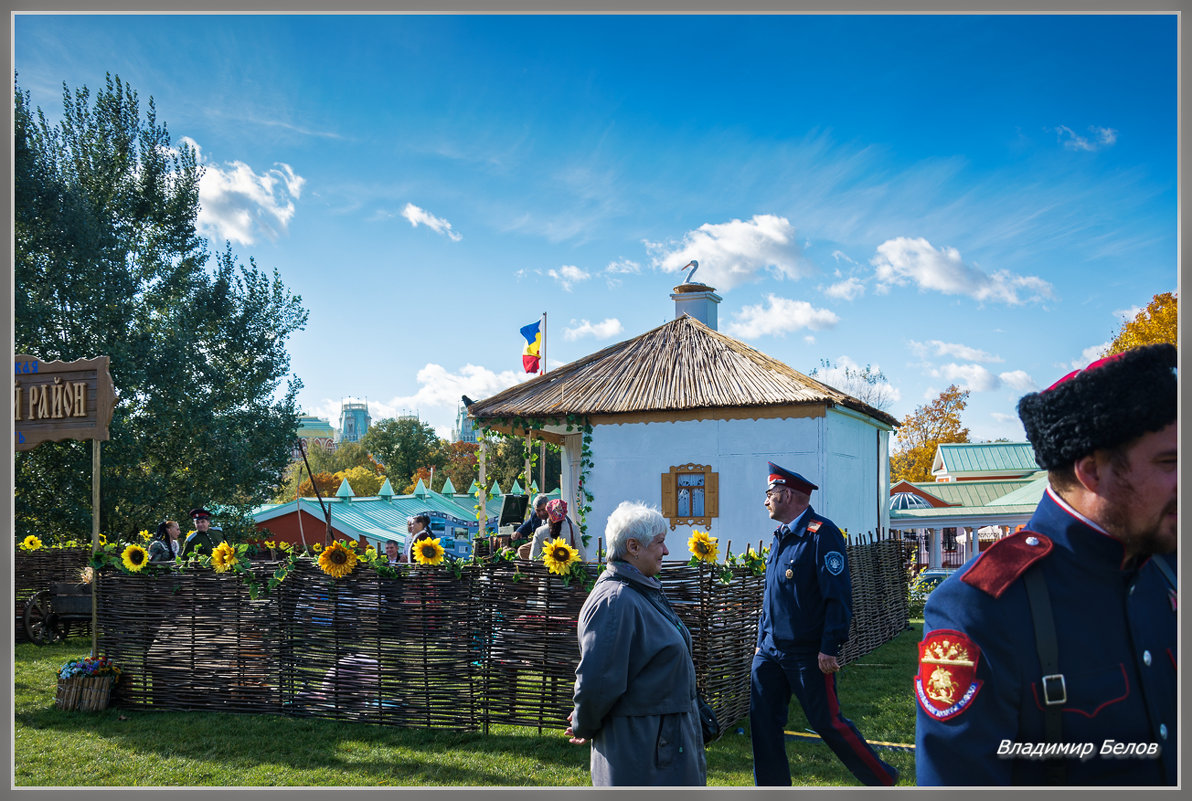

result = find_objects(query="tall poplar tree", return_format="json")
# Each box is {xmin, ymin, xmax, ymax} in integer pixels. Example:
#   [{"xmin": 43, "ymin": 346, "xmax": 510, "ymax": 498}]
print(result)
[{"xmin": 14, "ymin": 74, "xmax": 308, "ymax": 541}]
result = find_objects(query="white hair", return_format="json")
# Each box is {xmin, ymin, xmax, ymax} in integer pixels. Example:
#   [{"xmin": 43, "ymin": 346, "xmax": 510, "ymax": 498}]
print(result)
[
  {"xmin": 604, "ymin": 501, "xmax": 667, "ymax": 561},
  {"xmin": 532, "ymin": 493, "xmax": 550, "ymax": 511}
]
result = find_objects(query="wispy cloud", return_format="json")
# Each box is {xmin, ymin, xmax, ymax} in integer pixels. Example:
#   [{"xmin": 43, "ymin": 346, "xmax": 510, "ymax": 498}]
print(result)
[
  {"xmin": 564, "ymin": 318, "xmax": 624, "ymax": 341},
  {"xmin": 998, "ymin": 370, "xmax": 1036, "ymax": 392},
  {"xmin": 871, "ymin": 237, "xmax": 1053, "ymax": 305},
  {"xmin": 646, "ymin": 214, "xmax": 809, "ymax": 291},
  {"xmin": 401, "ymin": 203, "xmax": 462, "ymax": 241},
  {"xmin": 932, "ymin": 362, "xmax": 1000, "ymax": 392},
  {"xmin": 723, "ymin": 294, "xmax": 839, "ymax": 338},
  {"xmin": 1069, "ymin": 342, "xmax": 1111, "ymax": 370},
  {"xmin": 1051, "ymin": 125, "xmax": 1118, "ymax": 152},
  {"xmin": 909, "ymin": 339, "xmax": 1003, "ymax": 363},
  {"xmin": 547, "ymin": 265, "xmax": 591, "ymax": 291},
  {"xmin": 823, "ymin": 277, "xmax": 865, "ymax": 301},
  {"xmin": 185, "ymin": 137, "xmax": 304, "ymax": 245}
]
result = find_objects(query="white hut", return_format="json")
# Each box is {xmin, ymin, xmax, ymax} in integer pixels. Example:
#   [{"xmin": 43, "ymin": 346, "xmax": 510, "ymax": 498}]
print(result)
[{"xmin": 467, "ymin": 281, "xmax": 899, "ymax": 558}]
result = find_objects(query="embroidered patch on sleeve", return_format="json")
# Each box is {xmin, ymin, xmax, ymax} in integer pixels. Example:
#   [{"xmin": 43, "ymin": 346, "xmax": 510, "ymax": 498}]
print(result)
[
  {"xmin": 824, "ymin": 551, "xmax": 845, "ymax": 575},
  {"xmin": 916, "ymin": 630, "xmax": 983, "ymax": 721}
]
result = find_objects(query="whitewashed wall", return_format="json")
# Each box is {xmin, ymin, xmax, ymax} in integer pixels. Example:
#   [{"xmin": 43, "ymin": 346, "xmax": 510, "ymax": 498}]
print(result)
[{"xmin": 565, "ymin": 410, "xmax": 891, "ymax": 560}]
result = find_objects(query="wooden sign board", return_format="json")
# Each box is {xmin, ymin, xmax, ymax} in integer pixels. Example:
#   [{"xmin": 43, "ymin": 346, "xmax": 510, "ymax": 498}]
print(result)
[{"xmin": 14, "ymin": 355, "xmax": 117, "ymax": 451}]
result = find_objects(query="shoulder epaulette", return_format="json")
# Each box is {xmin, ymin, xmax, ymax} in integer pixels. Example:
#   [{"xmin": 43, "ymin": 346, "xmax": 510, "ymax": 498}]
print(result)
[{"xmin": 960, "ymin": 531, "xmax": 1053, "ymax": 599}]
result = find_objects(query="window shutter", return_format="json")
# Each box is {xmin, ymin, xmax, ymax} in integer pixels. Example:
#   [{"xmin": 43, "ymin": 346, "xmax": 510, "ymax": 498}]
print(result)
[
  {"xmin": 705, "ymin": 469, "xmax": 719, "ymax": 518},
  {"xmin": 661, "ymin": 471, "xmax": 677, "ymax": 518}
]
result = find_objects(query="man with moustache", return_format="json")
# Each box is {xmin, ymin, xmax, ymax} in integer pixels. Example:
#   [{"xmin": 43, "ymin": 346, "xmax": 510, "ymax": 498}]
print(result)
[{"xmin": 915, "ymin": 343, "xmax": 1177, "ymax": 785}]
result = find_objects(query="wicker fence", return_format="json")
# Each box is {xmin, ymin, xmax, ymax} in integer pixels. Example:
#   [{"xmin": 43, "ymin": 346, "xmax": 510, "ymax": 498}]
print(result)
[
  {"xmin": 38, "ymin": 533, "xmax": 905, "ymax": 738},
  {"xmin": 14, "ymin": 547, "xmax": 92, "ymax": 642}
]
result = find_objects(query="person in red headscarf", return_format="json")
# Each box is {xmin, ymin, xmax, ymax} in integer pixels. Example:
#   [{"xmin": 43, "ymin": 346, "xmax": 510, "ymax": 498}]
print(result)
[{"xmin": 529, "ymin": 498, "xmax": 588, "ymax": 562}]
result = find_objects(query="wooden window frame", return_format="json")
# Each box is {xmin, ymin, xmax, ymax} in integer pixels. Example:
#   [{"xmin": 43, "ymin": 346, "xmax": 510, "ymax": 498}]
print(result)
[{"xmin": 660, "ymin": 463, "xmax": 719, "ymax": 530}]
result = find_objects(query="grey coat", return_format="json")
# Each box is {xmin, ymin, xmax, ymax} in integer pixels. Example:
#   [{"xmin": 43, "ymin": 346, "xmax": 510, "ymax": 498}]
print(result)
[{"xmin": 571, "ymin": 561, "xmax": 706, "ymax": 786}]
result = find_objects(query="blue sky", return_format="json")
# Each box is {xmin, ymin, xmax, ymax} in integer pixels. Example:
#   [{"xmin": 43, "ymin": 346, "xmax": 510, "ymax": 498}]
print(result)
[{"xmin": 14, "ymin": 13, "xmax": 1179, "ymax": 443}]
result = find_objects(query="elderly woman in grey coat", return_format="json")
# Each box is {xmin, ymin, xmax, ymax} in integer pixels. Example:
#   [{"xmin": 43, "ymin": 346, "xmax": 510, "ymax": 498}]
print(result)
[{"xmin": 564, "ymin": 500, "xmax": 706, "ymax": 786}]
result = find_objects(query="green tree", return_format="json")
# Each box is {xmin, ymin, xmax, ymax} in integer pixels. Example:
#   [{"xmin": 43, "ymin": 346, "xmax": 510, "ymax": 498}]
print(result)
[
  {"xmin": 360, "ymin": 417, "xmax": 444, "ymax": 490},
  {"xmin": 1104, "ymin": 291, "xmax": 1177, "ymax": 356},
  {"xmin": 890, "ymin": 385, "xmax": 970, "ymax": 484},
  {"xmin": 15, "ymin": 74, "xmax": 307, "ymax": 542}
]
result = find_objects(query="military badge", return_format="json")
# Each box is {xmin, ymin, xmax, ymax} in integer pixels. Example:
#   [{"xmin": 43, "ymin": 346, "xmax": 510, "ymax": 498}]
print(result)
[
  {"xmin": 916, "ymin": 630, "xmax": 983, "ymax": 721},
  {"xmin": 807, "ymin": 520, "xmax": 822, "ymax": 533},
  {"xmin": 824, "ymin": 551, "xmax": 845, "ymax": 575}
]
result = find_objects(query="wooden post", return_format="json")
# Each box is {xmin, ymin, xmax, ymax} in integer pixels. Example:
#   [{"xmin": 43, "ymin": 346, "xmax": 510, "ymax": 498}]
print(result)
[{"xmin": 91, "ymin": 439, "xmax": 100, "ymax": 657}]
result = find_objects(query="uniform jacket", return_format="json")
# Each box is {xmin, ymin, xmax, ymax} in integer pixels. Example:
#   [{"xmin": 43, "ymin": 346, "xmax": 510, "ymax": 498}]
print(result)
[
  {"xmin": 181, "ymin": 530, "xmax": 221, "ymax": 558},
  {"xmin": 571, "ymin": 560, "xmax": 705, "ymax": 785},
  {"xmin": 916, "ymin": 488, "xmax": 1177, "ymax": 785},
  {"xmin": 756, "ymin": 506, "xmax": 853, "ymax": 657}
]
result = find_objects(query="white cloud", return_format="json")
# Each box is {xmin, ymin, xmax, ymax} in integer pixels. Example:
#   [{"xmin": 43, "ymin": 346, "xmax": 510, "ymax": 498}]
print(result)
[
  {"xmin": 645, "ymin": 214, "xmax": 810, "ymax": 291},
  {"xmin": 401, "ymin": 203, "xmax": 462, "ymax": 241},
  {"xmin": 823, "ymin": 277, "xmax": 865, "ymax": 301},
  {"xmin": 1069, "ymin": 343, "xmax": 1111, "ymax": 370},
  {"xmin": 1052, "ymin": 125, "xmax": 1118, "ymax": 152},
  {"xmin": 185, "ymin": 137, "xmax": 304, "ymax": 245},
  {"xmin": 547, "ymin": 265, "xmax": 591, "ymax": 292},
  {"xmin": 932, "ymin": 362, "xmax": 1000, "ymax": 392},
  {"xmin": 998, "ymin": 370, "xmax": 1036, "ymax": 392},
  {"xmin": 723, "ymin": 294, "xmax": 839, "ymax": 339},
  {"xmin": 908, "ymin": 339, "xmax": 1003, "ymax": 363},
  {"xmin": 831, "ymin": 250, "xmax": 858, "ymax": 266},
  {"xmin": 605, "ymin": 259, "xmax": 641, "ymax": 275},
  {"xmin": 871, "ymin": 237, "xmax": 1053, "ymax": 305},
  {"xmin": 564, "ymin": 318, "xmax": 624, "ymax": 341}
]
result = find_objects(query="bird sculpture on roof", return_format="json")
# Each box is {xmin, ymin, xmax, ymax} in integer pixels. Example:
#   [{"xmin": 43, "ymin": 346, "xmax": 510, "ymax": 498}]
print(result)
[{"xmin": 682, "ymin": 259, "xmax": 701, "ymax": 284}]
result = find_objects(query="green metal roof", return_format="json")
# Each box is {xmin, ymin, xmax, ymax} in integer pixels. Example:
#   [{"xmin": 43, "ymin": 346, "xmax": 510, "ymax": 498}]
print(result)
[
  {"xmin": 911, "ymin": 478, "xmax": 1036, "ymax": 508},
  {"xmin": 989, "ymin": 472, "xmax": 1050, "ymax": 506},
  {"xmin": 932, "ymin": 442, "xmax": 1040, "ymax": 478}
]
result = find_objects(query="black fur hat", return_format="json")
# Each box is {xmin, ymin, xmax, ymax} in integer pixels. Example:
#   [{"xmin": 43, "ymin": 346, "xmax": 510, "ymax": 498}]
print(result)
[{"xmin": 1017, "ymin": 343, "xmax": 1177, "ymax": 470}]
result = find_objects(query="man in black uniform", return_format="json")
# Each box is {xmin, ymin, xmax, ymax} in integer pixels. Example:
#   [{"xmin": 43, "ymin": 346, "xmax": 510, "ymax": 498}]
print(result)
[
  {"xmin": 181, "ymin": 507, "xmax": 224, "ymax": 557},
  {"xmin": 750, "ymin": 462, "xmax": 899, "ymax": 786},
  {"xmin": 916, "ymin": 343, "xmax": 1177, "ymax": 785}
]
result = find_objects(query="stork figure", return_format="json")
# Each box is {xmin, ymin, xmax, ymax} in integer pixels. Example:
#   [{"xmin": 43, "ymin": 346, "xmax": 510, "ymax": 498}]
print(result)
[{"xmin": 682, "ymin": 259, "xmax": 700, "ymax": 284}]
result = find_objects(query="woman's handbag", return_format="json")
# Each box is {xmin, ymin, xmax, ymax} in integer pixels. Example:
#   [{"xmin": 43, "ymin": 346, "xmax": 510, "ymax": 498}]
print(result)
[{"xmin": 697, "ymin": 693, "xmax": 720, "ymax": 743}]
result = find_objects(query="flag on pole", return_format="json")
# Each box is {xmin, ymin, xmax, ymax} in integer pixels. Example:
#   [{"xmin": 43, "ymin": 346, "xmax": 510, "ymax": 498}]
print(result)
[{"xmin": 520, "ymin": 320, "xmax": 542, "ymax": 373}]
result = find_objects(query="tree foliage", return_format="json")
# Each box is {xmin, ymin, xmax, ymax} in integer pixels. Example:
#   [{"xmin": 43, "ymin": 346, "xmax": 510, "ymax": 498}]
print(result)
[
  {"xmin": 14, "ymin": 74, "xmax": 307, "ymax": 541},
  {"xmin": 334, "ymin": 465, "xmax": 385, "ymax": 497},
  {"xmin": 890, "ymin": 385, "xmax": 971, "ymax": 484},
  {"xmin": 360, "ymin": 417, "xmax": 443, "ymax": 490},
  {"xmin": 297, "ymin": 472, "xmax": 340, "ymax": 499},
  {"xmin": 1104, "ymin": 291, "xmax": 1177, "ymax": 356},
  {"xmin": 273, "ymin": 441, "xmax": 372, "ymax": 501}
]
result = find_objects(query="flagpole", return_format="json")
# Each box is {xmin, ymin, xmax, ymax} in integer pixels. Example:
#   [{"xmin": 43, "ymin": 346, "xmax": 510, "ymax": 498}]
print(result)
[{"xmin": 540, "ymin": 311, "xmax": 546, "ymax": 375}]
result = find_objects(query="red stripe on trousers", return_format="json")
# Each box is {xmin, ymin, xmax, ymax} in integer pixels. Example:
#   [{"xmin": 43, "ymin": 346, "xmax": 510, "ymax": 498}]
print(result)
[{"xmin": 822, "ymin": 672, "xmax": 895, "ymax": 786}]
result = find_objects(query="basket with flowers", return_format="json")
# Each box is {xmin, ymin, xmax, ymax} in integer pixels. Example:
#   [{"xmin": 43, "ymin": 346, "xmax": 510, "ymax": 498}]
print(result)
[{"xmin": 56, "ymin": 655, "xmax": 122, "ymax": 712}]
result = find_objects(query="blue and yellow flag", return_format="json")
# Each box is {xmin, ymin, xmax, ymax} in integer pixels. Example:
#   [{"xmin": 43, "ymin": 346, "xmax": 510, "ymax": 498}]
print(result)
[{"xmin": 520, "ymin": 320, "xmax": 542, "ymax": 373}]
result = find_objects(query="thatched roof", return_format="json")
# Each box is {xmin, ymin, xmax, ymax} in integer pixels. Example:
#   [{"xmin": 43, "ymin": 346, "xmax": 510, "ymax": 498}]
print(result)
[{"xmin": 467, "ymin": 315, "xmax": 899, "ymax": 428}]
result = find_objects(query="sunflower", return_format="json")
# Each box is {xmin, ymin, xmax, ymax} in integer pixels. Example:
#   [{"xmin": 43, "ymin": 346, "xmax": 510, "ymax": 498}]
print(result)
[
  {"xmin": 412, "ymin": 537, "xmax": 445, "ymax": 566},
  {"xmin": 21, "ymin": 535, "xmax": 42, "ymax": 550},
  {"xmin": 542, "ymin": 537, "xmax": 579, "ymax": 576},
  {"xmin": 138, "ymin": 529, "xmax": 151, "ymax": 542},
  {"xmin": 121, "ymin": 543, "xmax": 149, "ymax": 572},
  {"xmin": 313, "ymin": 542, "xmax": 325, "ymax": 553},
  {"xmin": 264, "ymin": 540, "xmax": 277, "ymax": 549},
  {"xmin": 688, "ymin": 530, "xmax": 719, "ymax": 563},
  {"xmin": 318, "ymin": 541, "xmax": 357, "ymax": 578},
  {"xmin": 98, "ymin": 533, "xmax": 107, "ymax": 545},
  {"xmin": 211, "ymin": 541, "xmax": 238, "ymax": 573}
]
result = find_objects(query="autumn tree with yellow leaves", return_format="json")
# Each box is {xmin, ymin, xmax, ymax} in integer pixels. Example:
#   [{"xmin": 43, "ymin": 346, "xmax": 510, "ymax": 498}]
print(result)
[
  {"xmin": 1104, "ymin": 292, "xmax": 1177, "ymax": 356},
  {"xmin": 890, "ymin": 385, "xmax": 971, "ymax": 484}
]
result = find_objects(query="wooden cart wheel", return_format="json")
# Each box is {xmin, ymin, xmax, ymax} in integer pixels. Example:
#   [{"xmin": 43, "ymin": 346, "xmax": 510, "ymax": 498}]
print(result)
[{"xmin": 23, "ymin": 590, "xmax": 63, "ymax": 645}]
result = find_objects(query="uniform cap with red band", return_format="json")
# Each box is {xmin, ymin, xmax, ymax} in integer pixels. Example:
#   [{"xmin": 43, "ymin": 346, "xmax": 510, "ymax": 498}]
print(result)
[{"xmin": 766, "ymin": 462, "xmax": 818, "ymax": 494}]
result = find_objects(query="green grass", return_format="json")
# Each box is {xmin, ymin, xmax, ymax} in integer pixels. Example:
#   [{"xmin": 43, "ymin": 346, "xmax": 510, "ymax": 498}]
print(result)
[{"xmin": 14, "ymin": 624, "xmax": 922, "ymax": 786}]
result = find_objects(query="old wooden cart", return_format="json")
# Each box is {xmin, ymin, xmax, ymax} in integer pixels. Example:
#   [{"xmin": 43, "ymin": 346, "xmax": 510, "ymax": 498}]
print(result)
[{"xmin": 23, "ymin": 582, "xmax": 93, "ymax": 645}]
